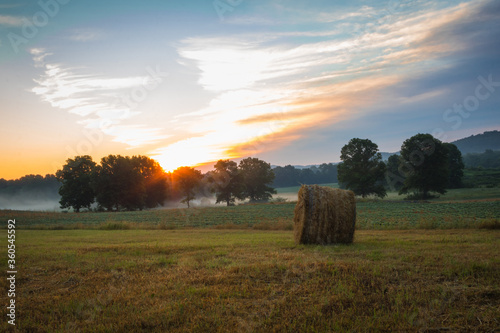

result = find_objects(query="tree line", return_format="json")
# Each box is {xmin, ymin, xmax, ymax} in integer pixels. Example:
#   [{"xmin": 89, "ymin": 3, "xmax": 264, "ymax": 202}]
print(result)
[
  {"xmin": 463, "ymin": 150, "xmax": 500, "ymax": 169},
  {"xmin": 340, "ymin": 134, "xmax": 465, "ymax": 199},
  {"xmin": 2, "ymin": 133, "xmax": 492, "ymax": 211},
  {"xmin": 0, "ymin": 174, "xmax": 60, "ymax": 201},
  {"xmin": 272, "ymin": 163, "xmax": 338, "ymax": 188},
  {"xmin": 56, "ymin": 155, "xmax": 276, "ymax": 212}
]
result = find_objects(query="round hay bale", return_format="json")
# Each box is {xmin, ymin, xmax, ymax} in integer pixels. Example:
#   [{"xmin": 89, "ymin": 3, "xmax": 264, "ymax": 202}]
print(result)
[{"xmin": 293, "ymin": 185, "xmax": 356, "ymax": 245}]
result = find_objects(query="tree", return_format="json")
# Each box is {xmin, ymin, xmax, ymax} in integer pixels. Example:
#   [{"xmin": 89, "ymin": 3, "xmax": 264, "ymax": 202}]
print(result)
[
  {"xmin": 56, "ymin": 156, "xmax": 96, "ymax": 212},
  {"xmin": 210, "ymin": 160, "xmax": 244, "ymax": 206},
  {"xmin": 463, "ymin": 150, "xmax": 500, "ymax": 169},
  {"xmin": 93, "ymin": 155, "xmax": 146, "ymax": 211},
  {"xmin": 172, "ymin": 166, "xmax": 202, "ymax": 208},
  {"xmin": 318, "ymin": 163, "xmax": 338, "ymax": 184},
  {"xmin": 239, "ymin": 157, "xmax": 276, "ymax": 202},
  {"xmin": 132, "ymin": 156, "xmax": 169, "ymax": 208},
  {"xmin": 299, "ymin": 168, "xmax": 316, "ymax": 184},
  {"xmin": 385, "ymin": 154, "xmax": 404, "ymax": 191},
  {"xmin": 337, "ymin": 138, "xmax": 387, "ymax": 198},
  {"xmin": 399, "ymin": 134, "xmax": 448, "ymax": 199},
  {"xmin": 272, "ymin": 165, "xmax": 301, "ymax": 187},
  {"xmin": 443, "ymin": 143, "xmax": 464, "ymax": 189}
]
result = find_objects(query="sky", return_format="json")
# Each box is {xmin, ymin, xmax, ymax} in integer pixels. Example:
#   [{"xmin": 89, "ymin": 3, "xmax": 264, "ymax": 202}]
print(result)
[{"xmin": 0, "ymin": 0, "xmax": 499, "ymax": 179}]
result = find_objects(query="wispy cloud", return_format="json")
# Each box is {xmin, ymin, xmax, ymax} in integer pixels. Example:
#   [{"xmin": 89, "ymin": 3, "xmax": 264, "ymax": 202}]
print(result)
[
  {"xmin": 30, "ymin": 49, "xmax": 168, "ymax": 148},
  {"xmin": 151, "ymin": 0, "xmax": 493, "ymax": 169},
  {"xmin": 67, "ymin": 28, "xmax": 106, "ymax": 42},
  {"xmin": 0, "ymin": 14, "xmax": 22, "ymax": 27}
]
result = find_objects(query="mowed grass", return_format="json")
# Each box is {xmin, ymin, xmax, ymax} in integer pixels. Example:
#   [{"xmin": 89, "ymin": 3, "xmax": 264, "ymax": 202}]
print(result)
[{"xmin": 0, "ymin": 229, "xmax": 498, "ymax": 332}]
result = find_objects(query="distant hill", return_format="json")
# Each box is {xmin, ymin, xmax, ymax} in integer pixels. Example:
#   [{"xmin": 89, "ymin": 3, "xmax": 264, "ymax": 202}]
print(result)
[
  {"xmin": 380, "ymin": 152, "xmax": 399, "ymax": 161},
  {"xmin": 451, "ymin": 130, "xmax": 500, "ymax": 154}
]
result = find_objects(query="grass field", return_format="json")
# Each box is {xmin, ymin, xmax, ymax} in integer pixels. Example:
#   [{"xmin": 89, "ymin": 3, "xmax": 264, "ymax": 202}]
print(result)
[
  {"xmin": 2, "ymin": 186, "xmax": 499, "ymax": 331},
  {"xmin": 1, "ymin": 229, "xmax": 498, "ymax": 332}
]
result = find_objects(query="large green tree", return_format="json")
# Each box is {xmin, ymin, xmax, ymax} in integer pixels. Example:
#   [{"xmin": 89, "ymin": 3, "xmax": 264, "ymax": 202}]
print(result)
[
  {"xmin": 385, "ymin": 154, "xmax": 405, "ymax": 192},
  {"xmin": 399, "ymin": 134, "xmax": 449, "ymax": 199},
  {"xmin": 443, "ymin": 143, "xmax": 464, "ymax": 189},
  {"xmin": 56, "ymin": 155, "xmax": 96, "ymax": 212},
  {"xmin": 172, "ymin": 166, "xmax": 203, "ymax": 208},
  {"xmin": 338, "ymin": 138, "xmax": 387, "ymax": 198},
  {"xmin": 93, "ymin": 155, "xmax": 146, "ymax": 211},
  {"xmin": 210, "ymin": 160, "xmax": 245, "ymax": 206},
  {"xmin": 132, "ymin": 156, "xmax": 169, "ymax": 208},
  {"xmin": 239, "ymin": 157, "xmax": 276, "ymax": 202}
]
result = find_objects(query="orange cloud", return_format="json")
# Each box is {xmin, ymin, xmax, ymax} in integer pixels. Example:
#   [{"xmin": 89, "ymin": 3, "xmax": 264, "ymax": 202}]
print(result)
[{"xmin": 153, "ymin": 0, "xmax": 482, "ymax": 172}]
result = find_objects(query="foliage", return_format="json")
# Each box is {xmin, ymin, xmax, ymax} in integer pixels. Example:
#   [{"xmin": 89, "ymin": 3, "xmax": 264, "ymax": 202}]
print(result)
[
  {"xmin": 239, "ymin": 157, "xmax": 277, "ymax": 202},
  {"xmin": 384, "ymin": 154, "xmax": 404, "ymax": 191},
  {"xmin": 56, "ymin": 156, "xmax": 97, "ymax": 212},
  {"xmin": 209, "ymin": 160, "xmax": 245, "ymax": 206},
  {"xmin": 399, "ymin": 134, "xmax": 449, "ymax": 199},
  {"xmin": 272, "ymin": 165, "xmax": 301, "ymax": 187},
  {"xmin": 463, "ymin": 168, "xmax": 500, "ymax": 188},
  {"xmin": 132, "ymin": 156, "xmax": 169, "ymax": 208},
  {"xmin": 338, "ymin": 138, "xmax": 387, "ymax": 198},
  {"xmin": 93, "ymin": 155, "xmax": 147, "ymax": 211},
  {"xmin": 171, "ymin": 166, "xmax": 203, "ymax": 208},
  {"xmin": 272, "ymin": 163, "xmax": 338, "ymax": 187},
  {"xmin": 443, "ymin": 143, "xmax": 464, "ymax": 189},
  {"xmin": 0, "ymin": 174, "xmax": 61, "ymax": 198},
  {"xmin": 463, "ymin": 149, "xmax": 500, "ymax": 169},
  {"xmin": 92, "ymin": 155, "xmax": 168, "ymax": 211}
]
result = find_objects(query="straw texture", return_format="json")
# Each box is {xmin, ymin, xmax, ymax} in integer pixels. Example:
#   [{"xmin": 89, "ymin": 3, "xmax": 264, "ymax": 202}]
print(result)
[{"xmin": 294, "ymin": 185, "xmax": 356, "ymax": 245}]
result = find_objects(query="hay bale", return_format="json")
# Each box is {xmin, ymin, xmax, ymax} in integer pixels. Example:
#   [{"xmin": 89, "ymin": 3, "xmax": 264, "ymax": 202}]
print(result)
[{"xmin": 293, "ymin": 185, "xmax": 356, "ymax": 245}]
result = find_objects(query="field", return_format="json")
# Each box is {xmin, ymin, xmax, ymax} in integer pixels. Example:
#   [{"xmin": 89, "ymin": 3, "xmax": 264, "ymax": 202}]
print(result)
[
  {"xmin": 1, "ymin": 229, "xmax": 498, "ymax": 332},
  {"xmin": 1, "ymin": 187, "xmax": 499, "ymax": 331},
  {"xmin": 2, "ymin": 187, "xmax": 500, "ymax": 230}
]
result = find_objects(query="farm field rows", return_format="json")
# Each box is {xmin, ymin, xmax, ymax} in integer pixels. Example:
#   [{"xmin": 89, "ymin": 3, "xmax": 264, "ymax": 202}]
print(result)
[
  {"xmin": 2, "ymin": 199, "xmax": 499, "ymax": 230},
  {"xmin": 1, "ymin": 229, "xmax": 498, "ymax": 332}
]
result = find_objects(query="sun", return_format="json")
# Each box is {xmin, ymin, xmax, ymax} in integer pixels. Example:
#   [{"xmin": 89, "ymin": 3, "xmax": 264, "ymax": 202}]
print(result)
[{"xmin": 150, "ymin": 139, "xmax": 232, "ymax": 173}]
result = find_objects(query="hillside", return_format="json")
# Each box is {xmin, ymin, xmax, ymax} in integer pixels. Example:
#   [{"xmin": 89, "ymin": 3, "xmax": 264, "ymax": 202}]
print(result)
[{"xmin": 451, "ymin": 130, "xmax": 500, "ymax": 154}]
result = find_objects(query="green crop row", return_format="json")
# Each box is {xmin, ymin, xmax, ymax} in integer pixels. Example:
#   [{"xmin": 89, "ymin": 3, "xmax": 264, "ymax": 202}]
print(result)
[{"xmin": 2, "ymin": 199, "xmax": 499, "ymax": 230}]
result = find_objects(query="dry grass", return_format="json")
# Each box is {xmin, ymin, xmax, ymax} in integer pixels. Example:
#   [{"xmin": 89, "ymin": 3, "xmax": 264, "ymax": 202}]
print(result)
[
  {"xmin": 477, "ymin": 218, "xmax": 500, "ymax": 230},
  {"xmin": 1, "ymin": 229, "xmax": 498, "ymax": 332},
  {"xmin": 294, "ymin": 185, "xmax": 356, "ymax": 245}
]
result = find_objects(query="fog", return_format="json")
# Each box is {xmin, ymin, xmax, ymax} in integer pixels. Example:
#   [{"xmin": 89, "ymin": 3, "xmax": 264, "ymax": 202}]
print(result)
[
  {"xmin": 0, "ymin": 192, "xmax": 297, "ymax": 212},
  {"xmin": 272, "ymin": 193, "xmax": 298, "ymax": 203},
  {"xmin": 0, "ymin": 195, "xmax": 61, "ymax": 211}
]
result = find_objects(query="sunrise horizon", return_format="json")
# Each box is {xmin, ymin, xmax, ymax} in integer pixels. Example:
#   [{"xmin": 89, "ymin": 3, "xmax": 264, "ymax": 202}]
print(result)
[{"xmin": 1, "ymin": 0, "xmax": 499, "ymax": 180}]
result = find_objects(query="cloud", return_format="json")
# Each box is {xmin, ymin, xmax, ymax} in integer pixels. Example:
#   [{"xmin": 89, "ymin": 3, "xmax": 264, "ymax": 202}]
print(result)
[
  {"xmin": 0, "ymin": 14, "xmax": 22, "ymax": 26},
  {"xmin": 150, "ymin": 0, "xmax": 498, "ymax": 170},
  {"xmin": 67, "ymin": 29, "xmax": 106, "ymax": 42},
  {"xmin": 30, "ymin": 49, "xmax": 168, "ymax": 148}
]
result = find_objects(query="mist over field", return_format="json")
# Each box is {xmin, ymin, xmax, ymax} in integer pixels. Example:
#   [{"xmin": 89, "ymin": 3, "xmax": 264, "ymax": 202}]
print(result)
[
  {"xmin": 0, "ymin": 194, "xmax": 61, "ymax": 212},
  {"xmin": 0, "ymin": 174, "xmax": 61, "ymax": 211}
]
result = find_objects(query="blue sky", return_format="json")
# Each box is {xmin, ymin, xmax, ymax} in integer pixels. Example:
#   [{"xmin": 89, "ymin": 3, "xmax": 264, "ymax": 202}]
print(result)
[{"xmin": 0, "ymin": 0, "xmax": 499, "ymax": 178}]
